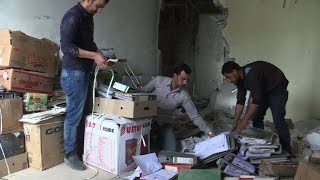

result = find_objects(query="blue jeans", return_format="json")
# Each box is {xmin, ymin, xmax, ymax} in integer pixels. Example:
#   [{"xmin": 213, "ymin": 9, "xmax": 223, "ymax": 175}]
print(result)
[
  {"xmin": 251, "ymin": 90, "xmax": 291, "ymax": 153},
  {"xmin": 61, "ymin": 69, "xmax": 90, "ymax": 154}
]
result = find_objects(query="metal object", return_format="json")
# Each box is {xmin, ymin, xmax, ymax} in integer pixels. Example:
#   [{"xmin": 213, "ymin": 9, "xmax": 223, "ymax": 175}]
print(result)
[{"xmin": 119, "ymin": 61, "xmax": 142, "ymax": 89}]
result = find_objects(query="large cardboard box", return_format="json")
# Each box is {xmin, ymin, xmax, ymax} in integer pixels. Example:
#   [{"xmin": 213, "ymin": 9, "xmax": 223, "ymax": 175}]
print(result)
[
  {"xmin": 94, "ymin": 97, "xmax": 157, "ymax": 118},
  {"xmin": 23, "ymin": 116, "xmax": 64, "ymax": 170},
  {"xmin": 0, "ymin": 68, "xmax": 53, "ymax": 94},
  {"xmin": 294, "ymin": 161, "xmax": 320, "ymax": 180},
  {"xmin": 0, "ymin": 97, "xmax": 23, "ymax": 134},
  {"xmin": 0, "ymin": 152, "xmax": 28, "ymax": 177},
  {"xmin": 83, "ymin": 114, "xmax": 152, "ymax": 175},
  {"xmin": 0, "ymin": 29, "xmax": 59, "ymax": 77}
]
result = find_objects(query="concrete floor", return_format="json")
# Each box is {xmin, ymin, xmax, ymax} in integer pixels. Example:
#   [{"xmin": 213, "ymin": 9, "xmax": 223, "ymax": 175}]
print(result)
[
  {"xmin": 2, "ymin": 163, "xmax": 295, "ymax": 180},
  {"xmin": 3, "ymin": 163, "xmax": 132, "ymax": 180}
]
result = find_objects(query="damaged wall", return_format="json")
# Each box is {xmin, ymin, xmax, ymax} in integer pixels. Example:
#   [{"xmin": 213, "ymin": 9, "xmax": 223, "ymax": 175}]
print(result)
[
  {"xmin": 0, "ymin": 0, "xmax": 159, "ymax": 75},
  {"xmin": 194, "ymin": 15, "xmax": 225, "ymax": 99},
  {"xmin": 224, "ymin": 0, "xmax": 320, "ymax": 121}
]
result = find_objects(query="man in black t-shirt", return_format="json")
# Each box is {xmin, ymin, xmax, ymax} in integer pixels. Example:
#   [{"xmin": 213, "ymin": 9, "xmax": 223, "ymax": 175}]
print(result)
[{"xmin": 222, "ymin": 61, "xmax": 291, "ymax": 153}]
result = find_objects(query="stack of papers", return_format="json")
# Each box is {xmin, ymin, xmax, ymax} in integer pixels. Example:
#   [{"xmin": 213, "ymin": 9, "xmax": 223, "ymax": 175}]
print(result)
[
  {"xmin": 126, "ymin": 153, "xmax": 177, "ymax": 180},
  {"xmin": 192, "ymin": 133, "xmax": 237, "ymax": 164},
  {"xmin": 193, "ymin": 133, "xmax": 230, "ymax": 160},
  {"xmin": 217, "ymin": 158, "xmax": 251, "ymax": 177},
  {"xmin": 224, "ymin": 153, "xmax": 256, "ymax": 174},
  {"xmin": 238, "ymin": 127, "xmax": 288, "ymax": 164},
  {"xmin": 19, "ymin": 107, "xmax": 66, "ymax": 124},
  {"xmin": 96, "ymin": 83, "xmax": 114, "ymax": 98}
]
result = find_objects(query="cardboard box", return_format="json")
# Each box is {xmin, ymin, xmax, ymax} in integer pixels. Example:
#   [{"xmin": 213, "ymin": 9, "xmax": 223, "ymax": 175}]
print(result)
[
  {"xmin": 294, "ymin": 161, "xmax": 320, "ymax": 180},
  {"xmin": 0, "ymin": 68, "xmax": 53, "ymax": 94},
  {"xmin": 23, "ymin": 116, "xmax": 64, "ymax": 170},
  {"xmin": 0, "ymin": 29, "xmax": 59, "ymax": 77},
  {"xmin": 23, "ymin": 93, "xmax": 48, "ymax": 112},
  {"xmin": 94, "ymin": 97, "xmax": 157, "ymax": 118},
  {"xmin": 83, "ymin": 114, "xmax": 152, "ymax": 175},
  {"xmin": 0, "ymin": 97, "xmax": 23, "ymax": 134},
  {"xmin": 0, "ymin": 152, "xmax": 28, "ymax": 177},
  {"xmin": 310, "ymin": 157, "xmax": 320, "ymax": 165},
  {"xmin": 261, "ymin": 160, "xmax": 298, "ymax": 177}
]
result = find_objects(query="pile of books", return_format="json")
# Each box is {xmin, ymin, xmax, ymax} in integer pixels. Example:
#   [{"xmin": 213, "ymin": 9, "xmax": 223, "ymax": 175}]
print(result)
[
  {"xmin": 96, "ymin": 82, "xmax": 156, "ymax": 102},
  {"xmin": 238, "ymin": 127, "xmax": 290, "ymax": 164}
]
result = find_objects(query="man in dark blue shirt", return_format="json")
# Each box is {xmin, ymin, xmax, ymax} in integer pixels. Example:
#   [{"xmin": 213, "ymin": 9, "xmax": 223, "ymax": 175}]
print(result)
[
  {"xmin": 222, "ymin": 61, "xmax": 291, "ymax": 154},
  {"xmin": 60, "ymin": 0, "xmax": 110, "ymax": 170}
]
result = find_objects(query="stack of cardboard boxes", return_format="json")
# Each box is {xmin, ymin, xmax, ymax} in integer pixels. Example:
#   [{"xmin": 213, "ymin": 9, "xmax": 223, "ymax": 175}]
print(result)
[
  {"xmin": 0, "ymin": 29, "xmax": 59, "ymax": 112},
  {"xmin": 0, "ymin": 97, "xmax": 27, "ymax": 177},
  {"xmin": 0, "ymin": 29, "xmax": 65, "ymax": 175},
  {"xmin": 0, "ymin": 29, "xmax": 57, "ymax": 94},
  {"xmin": 83, "ymin": 96, "xmax": 157, "ymax": 175}
]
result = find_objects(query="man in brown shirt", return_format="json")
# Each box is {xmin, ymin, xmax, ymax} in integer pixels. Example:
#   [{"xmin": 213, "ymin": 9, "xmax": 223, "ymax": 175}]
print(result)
[
  {"xmin": 142, "ymin": 64, "xmax": 213, "ymax": 151},
  {"xmin": 222, "ymin": 61, "xmax": 291, "ymax": 153}
]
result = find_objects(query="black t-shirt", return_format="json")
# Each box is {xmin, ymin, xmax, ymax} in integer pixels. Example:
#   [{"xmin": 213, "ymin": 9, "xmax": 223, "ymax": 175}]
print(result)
[
  {"xmin": 60, "ymin": 3, "xmax": 97, "ymax": 72},
  {"xmin": 236, "ymin": 61, "xmax": 289, "ymax": 105}
]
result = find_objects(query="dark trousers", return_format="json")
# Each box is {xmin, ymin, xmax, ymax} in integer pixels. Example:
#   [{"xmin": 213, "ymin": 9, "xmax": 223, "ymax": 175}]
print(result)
[
  {"xmin": 251, "ymin": 90, "xmax": 291, "ymax": 153},
  {"xmin": 150, "ymin": 122, "xmax": 177, "ymax": 153}
]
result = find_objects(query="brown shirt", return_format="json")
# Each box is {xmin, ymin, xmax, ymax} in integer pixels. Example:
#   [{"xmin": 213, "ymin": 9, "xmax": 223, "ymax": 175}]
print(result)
[{"xmin": 142, "ymin": 76, "xmax": 212, "ymax": 134}]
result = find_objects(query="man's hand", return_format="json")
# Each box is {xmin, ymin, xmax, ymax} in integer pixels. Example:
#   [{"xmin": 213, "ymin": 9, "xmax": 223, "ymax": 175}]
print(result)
[
  {"xmin": 230, "ymin": 118, "xmax": 240, "ymax": 133},
  {"xmin": 233, "ymin": 103, "xmax": 257, "ymax": 133},
  {"xmin": 94, "ymin": 52, "xmax": 109, "ymax": 70},
  {"xmin": 231, "ymin": 122, "xmax": 238, "ymax": 132},
  {"xmin": 233, "ymin": 120, "xmax": 247, "ymax": 133},
  {"xmin": 106, "ymin": 60, "xmax": 115, "ymax": 67}
]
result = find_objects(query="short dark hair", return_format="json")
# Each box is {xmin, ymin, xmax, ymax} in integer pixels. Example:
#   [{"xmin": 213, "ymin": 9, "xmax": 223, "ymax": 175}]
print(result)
[
  {"xmin": 89, "ymin": 0, "xmax": 110, "ymax": 3},
  {"xmin": 221, "ymin": 61, "xmax": 240, "ymax": 74},
  {"xmin": 174, "ymin": 63, "xmax": 192, "ymax": 75}
]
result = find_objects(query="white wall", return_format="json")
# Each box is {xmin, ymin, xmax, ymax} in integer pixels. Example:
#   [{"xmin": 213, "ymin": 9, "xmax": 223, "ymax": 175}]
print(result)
[
  {"xmin": 194, "ymin": 15, "xmax": 225, "ymax": 99},
  {"xmin": 0, "ymin": 0, "xmax": 159, "ymax": 75},
  {"xmin": 224, "ymin": 0, "xmax": 320, "ymax": 121},
  {"xmin": 312, "ymin": 49, "xmax": 320, "ymax": 119}
]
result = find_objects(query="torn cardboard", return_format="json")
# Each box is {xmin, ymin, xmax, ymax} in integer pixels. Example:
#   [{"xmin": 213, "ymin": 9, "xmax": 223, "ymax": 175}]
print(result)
[
  {"xmin": 261, "ymin": 160, "xmax": 298, "ymax": 177},
  {"xmin": 0, "ymin": 29, "xmax": 59, "ymax": 77},
  {"xmin": 294, "ymin": 161, "xmax": 320, "ymax": 180},
  {"xmin": 0, "ymin": 97, "xmax": 23, "ymax": 134},
  {"xmin": 0, "ymin": 152, "xmax": 28, "ymax": 177},
  {"xmin": 0, "ymin": 68, "xmax": 53, "ymax": 94}
]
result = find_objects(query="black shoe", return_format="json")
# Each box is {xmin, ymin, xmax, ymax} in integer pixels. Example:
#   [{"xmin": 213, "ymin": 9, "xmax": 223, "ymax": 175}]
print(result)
[{"xmin": 64, "ymin": 151, "xmax": 87, "ymax": 171}]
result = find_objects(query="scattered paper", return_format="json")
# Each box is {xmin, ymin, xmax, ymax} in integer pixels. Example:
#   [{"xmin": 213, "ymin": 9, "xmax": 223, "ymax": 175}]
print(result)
[
  {"xmin": 19, "ymin": 107, "xmax": 66, "ymax": 124},
  {"xmin": 194, "ymin": 133, "xmax": 229, "ymax": 159},
  {"xmin": 127, "ymin": 153, "xmax": 177, "ymax": 180},
  {"xmin": 133, "ymin": 153, "xmax": 162, "ymax": 176}
]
